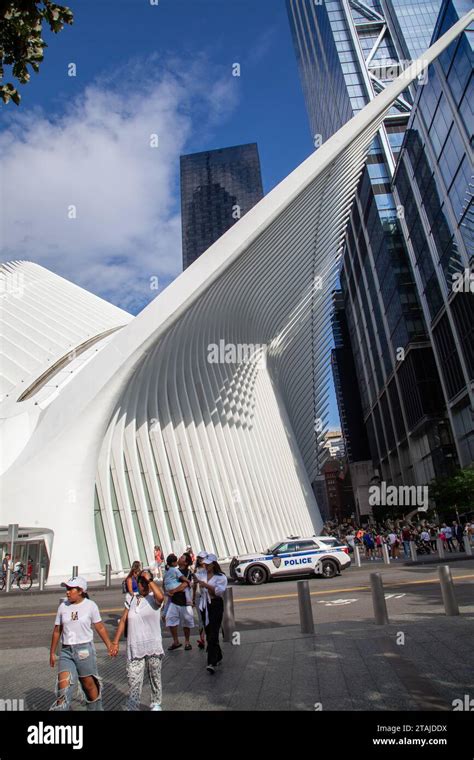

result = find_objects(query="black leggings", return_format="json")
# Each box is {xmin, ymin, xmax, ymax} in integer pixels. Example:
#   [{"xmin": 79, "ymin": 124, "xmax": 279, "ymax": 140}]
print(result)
[{"xmin": 205, "ymin": 597, "xmax": 224, "ymax": 666}]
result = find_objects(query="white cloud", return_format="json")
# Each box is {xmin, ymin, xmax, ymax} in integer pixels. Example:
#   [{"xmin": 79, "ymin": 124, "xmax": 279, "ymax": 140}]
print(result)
[{"xmin": 0, "ymin": 55, "xmax": 239, "ymax": 313}]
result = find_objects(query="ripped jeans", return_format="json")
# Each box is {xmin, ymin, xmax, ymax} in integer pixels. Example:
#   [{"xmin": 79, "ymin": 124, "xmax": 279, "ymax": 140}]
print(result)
[{"xmin": 50, "ymin": 642, "xmax": 103, "ymax": 711}]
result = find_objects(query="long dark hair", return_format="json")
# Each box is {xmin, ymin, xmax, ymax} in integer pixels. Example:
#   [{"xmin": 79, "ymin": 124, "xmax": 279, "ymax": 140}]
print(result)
[
  {"xmin": 208, "ymin": 560, "xmax": 224, "ymax": 575},
  {"xmin": 127, "ymin": 561, "xmax": 141, "ymax": 578}
]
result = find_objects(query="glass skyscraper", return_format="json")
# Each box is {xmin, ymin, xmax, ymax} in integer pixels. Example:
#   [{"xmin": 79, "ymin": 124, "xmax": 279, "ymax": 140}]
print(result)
[
  {"xmin": 393, "ymin": 0, "xmax": 473, "ymax": 469},
  {"xmin": 180, "ymin": 143, "xmax": 264, "ymax": 270},
  {"xmin": 383, "ymin": 0, "xmax": 444, "ymax": 60},
  {"xmin": 287, "ymin": 0, "xmax": 471, "ymax": 486}
]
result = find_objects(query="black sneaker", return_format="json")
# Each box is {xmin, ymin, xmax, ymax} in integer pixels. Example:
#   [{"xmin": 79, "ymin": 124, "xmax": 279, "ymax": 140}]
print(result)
[{"xmin": 206, "ymin": 665, "xmax": 215, "ymax": 675}]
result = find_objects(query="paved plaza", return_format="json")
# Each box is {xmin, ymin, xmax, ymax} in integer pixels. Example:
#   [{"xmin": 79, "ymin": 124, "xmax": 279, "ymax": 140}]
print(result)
[{"xmin": 1, "ymin": 559, "xmax": 473, "ymax": 712}]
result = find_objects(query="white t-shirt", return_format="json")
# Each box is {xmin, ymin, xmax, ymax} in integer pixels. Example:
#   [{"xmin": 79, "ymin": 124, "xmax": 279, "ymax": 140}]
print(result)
[
  {"xmin": 198, "ymin": 572, "xmax": 228, "ymax": 611},
  {"xmin": 420, "ymin": 531, "xmax": 430, "ymax": 542},
  {"xmin": 193, "ymin": 567, "xmax": 207, "ymax": 599},
  {"xmin": 55, "ymin": 598, "xmax": 101, "ymax": 645},
  {"xmin": 444, "ymin": 527, "xmax": 452, "ymax": 539},
  {"xmin": 125, "ymin": 593, "xmax": 164, "ymax": 660},
  {"xmin": 388, "ymin": 533, "xmax": 397, "ymax": 545}
]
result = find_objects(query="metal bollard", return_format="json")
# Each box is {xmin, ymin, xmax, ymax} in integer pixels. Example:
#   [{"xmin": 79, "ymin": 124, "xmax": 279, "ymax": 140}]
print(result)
[
  {"xmin": 370, "ymin": 572, "xmax": 389, "ymax": 625},
  {"xmin": 382, "ymin": 543, "xmax": 390, "ymax": 565},
  {"xmin": 222, "ymin": 587, "xmax": 236, "ymax": 642},
  {"xmin": 297, "ymin": 580, "xmax": 315, "ymax": 634},
  {"xmin": 463, "ymin": 536, "xmax": 472, "ymax": 556},
  {"xmin": 409, "ymin": 541, "xmax": 418, "ymax": 562},
  {"xmin": 438, "ymin": 565, "xmax": 460, "ymax": 616},
  {"xmin": 72, "ymin": 565, "xmax": 78, "ymax": 578},
  {"xmin": 39, "ymin": 566, "xmax": 46, "ymax": 592},
  {"xmin": 105, "ymin": 564, "xmax": 111, "ymax": 588},
  {"xmin": 353, "ymin": 544, "xmax": 361, "ymax": 568},
  {"xmin": 436, "ymin": 538, "xmax": 445, "ymax": 559},
  {"xmin": 5, "ymin": 566, "xmax": 12, "ymax": 594}
]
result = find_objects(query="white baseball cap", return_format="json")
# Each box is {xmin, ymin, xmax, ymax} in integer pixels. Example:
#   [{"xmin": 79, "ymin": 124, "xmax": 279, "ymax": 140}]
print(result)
[
  {"xmin": 203, "ymin": 553, "xmax": 217, "ymax": 564},
  {"xmin": 62, "ymin": 576, "xmax": 88, "ymax": 591},
  {"xmin": 197, "ymin": 551, "xmax": 208, "ymax": 559}
]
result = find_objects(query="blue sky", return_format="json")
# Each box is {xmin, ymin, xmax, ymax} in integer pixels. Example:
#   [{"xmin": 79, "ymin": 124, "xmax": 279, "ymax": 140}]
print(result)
[{"xmin": 0, "ymin": 0, "xmax": 340, "ymax": 428}]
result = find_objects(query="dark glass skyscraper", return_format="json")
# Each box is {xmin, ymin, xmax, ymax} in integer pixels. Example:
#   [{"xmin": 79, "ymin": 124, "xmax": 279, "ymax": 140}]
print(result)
[
  {"xmin": 331, "ymin": 290, "xmax": 371, "ymax": 464},
  {"xmin": 180, "ymin": 143, "xmax": 264, "ymax": 270},
  {"xmin": 287, "ymin": 0, "xmax": 470, "ymax": 487}
]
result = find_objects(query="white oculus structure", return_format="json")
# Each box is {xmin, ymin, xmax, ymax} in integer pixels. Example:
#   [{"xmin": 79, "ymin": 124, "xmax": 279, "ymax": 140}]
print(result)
[{"xmin": 1, "ymin": 13, "xmax": 472, "ymax": 582}]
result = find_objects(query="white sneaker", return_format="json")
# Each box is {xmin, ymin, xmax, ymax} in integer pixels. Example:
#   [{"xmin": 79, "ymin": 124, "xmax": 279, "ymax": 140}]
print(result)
[{"xmin": 150, "ymin": 703, "xmax": 162, "ymax": 711}]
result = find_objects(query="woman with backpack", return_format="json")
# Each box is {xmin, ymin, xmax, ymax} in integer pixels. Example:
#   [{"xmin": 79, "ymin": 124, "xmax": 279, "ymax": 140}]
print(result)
[{"xmin": 125, "ymin": 561, "xmax": 141, "ymax": 600}]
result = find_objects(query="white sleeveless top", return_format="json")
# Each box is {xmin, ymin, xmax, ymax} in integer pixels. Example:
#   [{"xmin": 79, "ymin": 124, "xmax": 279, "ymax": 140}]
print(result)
[{"xmin": 125, "ymin": 593, "xmax": 164, "ymax": 659}]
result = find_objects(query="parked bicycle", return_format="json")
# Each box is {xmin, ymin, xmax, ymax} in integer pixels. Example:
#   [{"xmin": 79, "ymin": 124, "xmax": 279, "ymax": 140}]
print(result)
[{"xmin": 0, "ymin": 565, "xmax": 33, "ymax": 591}]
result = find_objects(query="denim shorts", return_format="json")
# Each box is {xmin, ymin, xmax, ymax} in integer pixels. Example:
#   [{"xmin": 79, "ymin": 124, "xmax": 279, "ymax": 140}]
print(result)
[{"xmin": 58, "ymin": 642, "xmax": 98, "ymax": 678}]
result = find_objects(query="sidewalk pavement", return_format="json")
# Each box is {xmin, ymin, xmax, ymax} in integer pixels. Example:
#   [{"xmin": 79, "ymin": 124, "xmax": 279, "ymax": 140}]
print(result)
[{"xmin": 3, "ymin": 611, "xmax": 473, "ymax": 712}]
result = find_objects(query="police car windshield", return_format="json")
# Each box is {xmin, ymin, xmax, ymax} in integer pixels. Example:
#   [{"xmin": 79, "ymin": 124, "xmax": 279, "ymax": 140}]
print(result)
[{"xmin": 267, "ymin": 542, "xmax": 282, "ymax": 554}]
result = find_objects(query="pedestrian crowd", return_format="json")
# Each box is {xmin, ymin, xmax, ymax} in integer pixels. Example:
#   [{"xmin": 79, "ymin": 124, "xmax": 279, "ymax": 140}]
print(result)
[
  {"xmin": 48, "ymin": 544, "xmax": 228, "ymax": 712},
  {"xmin": 323, "ymin": 519, "xmax": 474, "ymax": 561}
]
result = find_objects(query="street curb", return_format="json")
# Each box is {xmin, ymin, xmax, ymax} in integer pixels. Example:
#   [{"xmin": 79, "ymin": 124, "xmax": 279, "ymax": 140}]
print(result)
[{"xmin": 403, "ymin": 554, "xmax": 474, "ymax": 566}]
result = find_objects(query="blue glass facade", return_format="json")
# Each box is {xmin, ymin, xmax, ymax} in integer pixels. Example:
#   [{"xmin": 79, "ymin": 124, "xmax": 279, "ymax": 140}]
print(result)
[
  {"xmin": 383, "ymin": 0, "xmax": 443, "ymax": 60},
  {"xmin": 393, "ymin": 0, "xmax": 474, "ymax": 467},
  {"xmin": 180, "ymin": 143, "xmax": 263, "ymax": 270},
  {"xmin": 287, "ymin": 0, "xmax": 468, "ymax": 484}
]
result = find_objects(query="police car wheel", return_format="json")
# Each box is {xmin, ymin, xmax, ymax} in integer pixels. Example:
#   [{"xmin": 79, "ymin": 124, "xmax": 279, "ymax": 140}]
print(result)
[
  {"xmin": 320, "ymin": 559, "xmax": 338, "ymax": 579},
  {"xmin": 247, "ymin": 566, "xmax": 267, "ymax": 585}
]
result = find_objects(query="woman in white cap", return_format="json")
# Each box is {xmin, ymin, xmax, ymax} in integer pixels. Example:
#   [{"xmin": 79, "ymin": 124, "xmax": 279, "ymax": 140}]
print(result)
[
  {"xmin": 49, "ymin": 576, "xmax": 114, "ymax": 711},
  {"xmin": 192, "ymin": 551, "xmax": 209, "ymax": 649},
  {"xmin": 197, "ymin": 554, "xmax": 228, "ymax": 674},
  {"xmin": 112, "ymin": 569, "xmax": 165, "ymax": 710}
]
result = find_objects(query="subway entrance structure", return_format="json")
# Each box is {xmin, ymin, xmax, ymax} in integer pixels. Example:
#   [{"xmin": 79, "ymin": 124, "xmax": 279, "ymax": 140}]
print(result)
[{"xmin": 1, "ymin": 13, "xmax": 471, "ymax": 582}]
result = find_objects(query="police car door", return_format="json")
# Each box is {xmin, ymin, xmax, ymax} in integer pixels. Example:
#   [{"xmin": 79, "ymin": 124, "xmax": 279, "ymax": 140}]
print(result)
[
  {"xmin": 294, "ymin": 540, "xmax": 319, "ymax": 573},
  {"xmin": 279, "ymin": 540, "xmax": 316, "ymax": 576}
]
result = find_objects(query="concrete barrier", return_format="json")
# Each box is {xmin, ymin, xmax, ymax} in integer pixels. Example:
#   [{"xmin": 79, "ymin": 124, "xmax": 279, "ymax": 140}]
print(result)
[
  {"xmin": 438, "ymin": 565, "xmax": 460, "ymax": 616},
  {"xmin": 370, "ymin": 572, "xmax": 389, "ymax": 625},
  {"xmin": 222, "ymin": 587, "xmax": 236, "ymax": 642},
  {"xmin": 297, "ymin": 580, "xmax": 315, "ymax": 634},
  {"xmin": 353, "ymin": 544, "xmax": 361, "ymax": 567}
]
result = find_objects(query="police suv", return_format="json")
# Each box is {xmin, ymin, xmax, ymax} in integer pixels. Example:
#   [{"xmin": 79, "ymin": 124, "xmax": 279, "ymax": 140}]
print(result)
[{"xmin": 229, "ymin": 536, "xmax": 351, "ymax": 585}]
